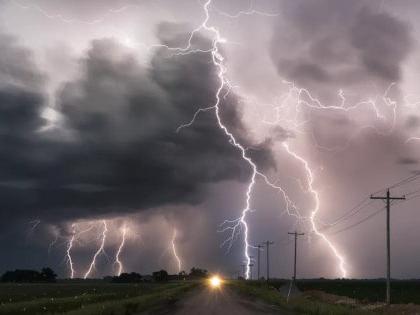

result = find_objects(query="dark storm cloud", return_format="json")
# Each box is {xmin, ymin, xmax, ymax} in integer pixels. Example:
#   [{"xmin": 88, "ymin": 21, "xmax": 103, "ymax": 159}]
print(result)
[
  {"xmin": 270, "ymin": 126, "xmax": 295, "ymax": 142},
  {"xmin": 0, "ymin": 24, "xmax": 273, "ymax": 225},
  {"xmin": 0, "ymin": 33, "xmax": 45, "ymax": 90},
  {"xmin": 271, "ymin": 0, "xmax": 412, "ymax": 102},
  {"xmin": 397, "ymin": 157, "xmax": 418, "ymax": 165},
  {"xmin": 405, "ymin": 115, "xmax": 420, "ymax": 130}
]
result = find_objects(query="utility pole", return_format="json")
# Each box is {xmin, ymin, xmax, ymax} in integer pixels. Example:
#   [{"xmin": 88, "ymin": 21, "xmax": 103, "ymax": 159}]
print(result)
[
  {"xmin": 248, "ymin": 255, "xmax": 254, "ymax": 280},
  {"xmin": 255, "ymin": 244, "xmax": 263, "ymax": 281},
  {"xmin": 240, "ymin": 264, "xmax": 246, "ymax": 279},
  {"xmin": 371, "ymin": 189, "xmax": 405, "ymax": 305},
  {"xmin": 249, "ymin": 263, "xmax": 254, "ymax": 280},
  {"xmin": 264, "ymin": 240, "xmax": 274, "ymax": 283},
  {"xmin": 288, "ymin": 231, "xmax": 305, "ymax": 282}
]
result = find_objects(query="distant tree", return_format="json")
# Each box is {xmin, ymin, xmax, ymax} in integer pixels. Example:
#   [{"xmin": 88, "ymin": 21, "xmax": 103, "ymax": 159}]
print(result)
[
  {"xmin": 1, "ymin": 268, "xmax": 57, "ymax": 283},
  {"xmin": 112, "ymin": 272, "xmax": 142, "ymax": 283},
  {"xmin": 189, "ymin": 267, "xmax": 208, "ymax": 279},
  {"xmin": 40, "ymin": 267, "xmax": 57, "ymax": 282},
  {"xmin": 2, "ymin": 270, "xmax": 40, "ymax": 282},
  {"xmin": 1, "ymin": 271, "xmax": 17, "ymax": 282},
  {"xmin": 152, "ymin": 270, "xmax": 168, "ymax": 282}
]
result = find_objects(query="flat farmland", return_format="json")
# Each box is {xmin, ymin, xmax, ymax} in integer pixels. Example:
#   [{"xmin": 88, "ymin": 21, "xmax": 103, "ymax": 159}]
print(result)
[{"xmin": 0, "ymin": 281, "xmax": 197, "ymax": 315}]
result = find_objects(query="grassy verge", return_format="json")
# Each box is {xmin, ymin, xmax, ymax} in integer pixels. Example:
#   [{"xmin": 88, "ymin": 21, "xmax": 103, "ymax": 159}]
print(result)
[
  {"xmin": 0, "ymin": 282, "xmax": 167, "ymax": 304},
  {"xmin": 0, "ymin": 282, "xmax": 198, "ymax": 315},
  {"xmin": 63, "ymin": 282, "xmax": 197, "ymax": 315},
  {"xmin": 228, "ymin": 281, "xmax": 373, "ymax": 315},
  {"xmin": 267, "ymin": 279, "xmax": 420, "ymax": 305}
]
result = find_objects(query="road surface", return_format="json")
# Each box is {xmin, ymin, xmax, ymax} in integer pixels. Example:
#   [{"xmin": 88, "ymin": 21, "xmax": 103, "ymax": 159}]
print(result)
[{"xmin": 170, "ymin": 285, "xmax": 291, "ymax": 315}]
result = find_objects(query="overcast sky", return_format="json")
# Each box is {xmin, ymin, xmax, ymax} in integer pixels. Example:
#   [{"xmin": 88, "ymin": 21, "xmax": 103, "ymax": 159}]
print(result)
[{"xmin": 1, "ymin": 0, "xmax": 420, "ymax": 280}]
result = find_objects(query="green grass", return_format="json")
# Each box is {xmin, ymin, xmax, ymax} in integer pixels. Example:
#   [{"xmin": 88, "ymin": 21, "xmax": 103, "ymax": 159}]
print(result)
[
  {"xmin": 228, "ymin": 280, "xmax": 374, "ymax": 315},
  {"xmin": 267, "ymin": 279, "xmax": 420, "ymax": 304},
  {"xmin": 0, "ymin": 282, "xmax": 159, "ymax": 304},
  {"xmin": 0, "ymin": 281, "xmax": 198, "ymax": 315}
]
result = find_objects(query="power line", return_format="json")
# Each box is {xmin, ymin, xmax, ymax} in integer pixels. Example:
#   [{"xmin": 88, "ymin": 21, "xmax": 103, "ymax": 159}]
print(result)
[
  {"xmin": 327, "ymin": 206, "xmax": 386, "ymax": 235},
  {"xmin": 389, "ymin": 173, "xmax": 420, "ymax": 189},
  {"xmin": 324, "ymin": 198, "xmax": 373, "ymax": 227},
  {"xmin": 318, "ymin": 200, "xmax": 377, "ymax": 233},
  {"xmin": 319, "ymin": 176, "xmax": 420, "ymax": 234},
  {"xmin": 325, "ymin": 198, "xmax": 406, "ymax": 236},
  {"xmin": 406, "ymin": 194, "xmax": 420, "ymax": 201},
  {"xmin": 371, "ymin": 173, "xmax": 420, "ymax": 196},
  {"xmin": 404, "ymin": 186, "xmax": 420, "ymax": 197}
]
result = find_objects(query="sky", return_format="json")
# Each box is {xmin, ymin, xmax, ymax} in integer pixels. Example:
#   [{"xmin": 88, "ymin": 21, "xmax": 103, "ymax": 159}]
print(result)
[{"xmin": 0, "ymin": 0, "xmax": 420, "ymax": 280}]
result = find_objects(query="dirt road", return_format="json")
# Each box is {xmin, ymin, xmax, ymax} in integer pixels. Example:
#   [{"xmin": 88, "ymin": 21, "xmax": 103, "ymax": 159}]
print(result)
[{"xmin": 171, "ymin": 285, "xmax": 291, "ymax": 315}]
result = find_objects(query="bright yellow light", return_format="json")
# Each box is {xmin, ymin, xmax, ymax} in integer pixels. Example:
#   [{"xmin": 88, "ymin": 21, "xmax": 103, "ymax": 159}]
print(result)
[{"xmin": 209, "ymin": 275, "xmax": 222, "ymax": 288}]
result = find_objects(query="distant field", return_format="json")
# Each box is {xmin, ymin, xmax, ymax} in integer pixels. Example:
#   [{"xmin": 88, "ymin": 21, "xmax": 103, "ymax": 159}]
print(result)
[
  {"xmin": 230, "ymin": 280, "xmax": 420, "ymax": 315},
  {"xmin": 0, "ymin": 281, "xmax": 197, "ymax": 315},
  {"xmin": 267, "ymin": 279, "xmax": 420, "ymax": 304}
]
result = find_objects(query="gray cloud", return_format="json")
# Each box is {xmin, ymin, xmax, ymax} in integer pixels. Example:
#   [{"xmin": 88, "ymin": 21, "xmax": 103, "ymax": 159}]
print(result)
[
  {"xmin": 397, "ymin": 157, "xmax": 418, "ymax": 165},
  {"xmin": 0, "ymin": 24, "xmax": 273, "ymax": 227},
  {"xmin": 271, "ymin": 0, "xmax": 412, "ymax": 103},
  {"xmin": 0, "ymin": 33, "xmax": 45, "ymax": 90},
  {"xmin": 405, "ymin": 115, "xmax": 420, "ymax": 130}
]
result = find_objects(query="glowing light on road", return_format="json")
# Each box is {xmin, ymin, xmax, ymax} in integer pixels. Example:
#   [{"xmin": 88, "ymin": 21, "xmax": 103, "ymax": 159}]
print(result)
[{"xmin": 209, "ymin": 275, "xmax": 222, "ymax": 288}]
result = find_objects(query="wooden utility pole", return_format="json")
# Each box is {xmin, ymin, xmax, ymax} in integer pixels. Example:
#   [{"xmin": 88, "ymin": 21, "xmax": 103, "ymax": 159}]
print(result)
[
  {"xmin": 371, "ymin": 189, "xmax": 405, "ymax": 304},
  {"xmin": 249, "ymin": 263, "xmax": 254, "ymax": 280},
  {"xmin": 264, "ymin": 241, "xmax": 274, "ymax": 282},
  {"xmin": 288, "ymin": 231, "xmax": 305, "ymax": 282},
  {"xmin": 240, "ymin": 264, "xmax": 246, "ymax": 279},
  {"xmin": 255, "ymin": 244, "xmax": 263, "ymax": 281}
]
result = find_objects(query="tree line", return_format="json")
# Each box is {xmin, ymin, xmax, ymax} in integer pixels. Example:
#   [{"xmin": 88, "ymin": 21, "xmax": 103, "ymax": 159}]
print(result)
[
  {"xmin": 1, "ymin": 267, "xmax": 208, "ymax": 283},
  {"xmin": 1, "ymin": 268, "xmax": 57, "ymax": 283}
]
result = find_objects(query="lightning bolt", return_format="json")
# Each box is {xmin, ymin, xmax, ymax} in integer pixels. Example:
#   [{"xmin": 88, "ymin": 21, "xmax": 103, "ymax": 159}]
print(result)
[
  {"xmin": 10, "ymin": 0, "xmax": 144, "ymax": 25},
  {"xmin": 212, "ymin": 0, "xmax": 279, "ymax": 19},
  {"xmin": 171, "ymin": 229, "xmax": 182, "ymax": 273},
  {"xmin": 173, "ymin": 0, "xmax": 257, "ymax": 279},
  {"xmin": 115, "ymin": 223, "xmax": 128, "ymax": 276},
  {"xmin": 175, "ymin": 0, "xmax": 302, "ymax": 280},
  {"xmin": 176, "ymin": 0, "xmax": 351, "ymax": 279},
  {"xmin": 83, "ymin": 220, "xmax": 108, "ymax": 279},
  {"xmin": 176, "ymin": 0, "xmax": 319, "ymax": 280},
  {"xmin": 283, "ymin": 143, "xmax": 347, "ymax": 277},
  {"xmin": 66, "ymin": 224, "xmax": 76, "ymax": 279},
  {"xmin": 47, "ymin": 234, "xmax": 59, "ymax": 255},
  {"xmin": 64, "ymin": 222, "xmax": 97, "ymax": 278},
  {"xmin": 28, "ymin": 219, "xmax": 41, "ymax": 234}
]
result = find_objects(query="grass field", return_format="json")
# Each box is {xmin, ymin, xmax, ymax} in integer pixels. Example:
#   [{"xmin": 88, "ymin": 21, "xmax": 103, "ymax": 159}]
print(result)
[
  {"xmin": 266, "ymin": 279, "xmax": 420, "ymax": 304},
  {"xmin": 229, "ymin": 280, "xmax": 372, "ymax": 315},
  {"xmin": 229, "ymin": 280, "xmax": 420, "ymax": 315},
  {"xmin": 0, "ymin": 281, "xmax": 198, "ymax": 315}
]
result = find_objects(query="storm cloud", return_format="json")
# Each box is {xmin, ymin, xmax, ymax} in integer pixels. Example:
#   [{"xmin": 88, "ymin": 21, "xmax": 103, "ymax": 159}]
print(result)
[
  {"xmin": 0, "ymin": 25, "xmax": 272, "ymax": 226},
  {"xmin": 271, "ymin": 0, "xmax": 412, "ymax": 103}
]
